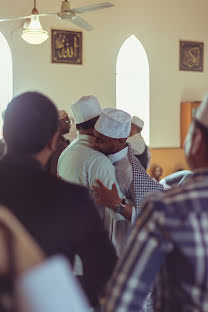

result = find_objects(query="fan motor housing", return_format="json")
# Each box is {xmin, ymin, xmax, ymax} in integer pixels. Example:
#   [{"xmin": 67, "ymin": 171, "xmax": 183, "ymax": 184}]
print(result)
[{"xmin": 61, "ymin": 0, "xmax": 70, "ymax": 12}]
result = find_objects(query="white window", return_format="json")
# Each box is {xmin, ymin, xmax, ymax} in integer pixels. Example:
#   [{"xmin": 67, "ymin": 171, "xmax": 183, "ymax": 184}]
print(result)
[
  {"xmin": 116, "ymin": 35, "xmax": 149, "ymax": 144},
  {"xmin": 0, "ymin": 33, "xmax": 12, "ymax": 137}
]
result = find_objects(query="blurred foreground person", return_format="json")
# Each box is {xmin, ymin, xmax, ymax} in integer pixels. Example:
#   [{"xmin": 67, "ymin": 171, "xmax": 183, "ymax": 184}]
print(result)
[
  {"xmin": 104, "ymin": 93, "xmax": 208, "ymax": 312},
  {"xmin": 0, "ymin": 92, "xmax": 117, "ymax": 307}
]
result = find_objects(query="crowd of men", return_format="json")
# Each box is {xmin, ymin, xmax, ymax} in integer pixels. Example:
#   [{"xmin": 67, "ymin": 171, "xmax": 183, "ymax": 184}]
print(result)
[{"xmin": 0, "ymin": 90, "xmax": 208, "ymax": 312}]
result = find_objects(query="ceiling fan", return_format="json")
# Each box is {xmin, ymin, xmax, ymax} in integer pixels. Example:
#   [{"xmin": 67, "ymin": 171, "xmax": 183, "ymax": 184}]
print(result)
[{"xmin": 0, "ymin": 0, "xmax": 115, "ymax": 31}]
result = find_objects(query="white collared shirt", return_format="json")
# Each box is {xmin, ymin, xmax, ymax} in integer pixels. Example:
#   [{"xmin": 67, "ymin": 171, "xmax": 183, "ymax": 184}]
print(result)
[
  {"xmin": 58, "ymin": 135, "xmax": 123, "ymax": 196},
  {"xmin": 108, "ymin": 146, "xmax": 133, "ymax": 199}
]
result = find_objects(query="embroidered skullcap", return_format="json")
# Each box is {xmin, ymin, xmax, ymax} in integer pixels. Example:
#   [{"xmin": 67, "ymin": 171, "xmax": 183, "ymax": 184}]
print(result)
[
  {"xmin": 131, "ymin": 116, "xmax": 144, "ymax": 129},
  {"xmin": 71, "ymin": 96, "xmax": 102, "ymax": 124},
  {"xmin": 195, "ymin": 93, "xmax": 208, "ymax": 128},
  {"xmin": 95, "ymin": 108, "xmax": 131, "ymax": 139}
]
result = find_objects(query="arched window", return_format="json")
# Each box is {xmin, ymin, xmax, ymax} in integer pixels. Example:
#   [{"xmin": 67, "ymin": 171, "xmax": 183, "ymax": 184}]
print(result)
[
  {"xmin": 116, "ymin": 35, "xmax": 149, "ymax": 144},
  {"xmin": 0, "ymin": 33, "xmax": 12, "ymax": 137}
]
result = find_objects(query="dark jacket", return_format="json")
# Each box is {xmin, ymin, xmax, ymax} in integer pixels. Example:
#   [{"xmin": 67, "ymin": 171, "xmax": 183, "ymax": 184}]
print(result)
[
  {"xmin": 46, "ymin": 135, "xmax": 69, "ymax": 175},
  {"xmin": 0, "ymin": 154, "xmax": 117, "ymax": 306}
]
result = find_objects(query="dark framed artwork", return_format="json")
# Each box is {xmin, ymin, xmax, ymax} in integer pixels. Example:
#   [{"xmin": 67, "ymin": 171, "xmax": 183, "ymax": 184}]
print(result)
[
  {"xmin": 51, "ymin": 29, "xmax": 82, "ymax": 65},
  {"xmin": 179, "ymin": 41, "xmax": 203, "ymax": 72}
]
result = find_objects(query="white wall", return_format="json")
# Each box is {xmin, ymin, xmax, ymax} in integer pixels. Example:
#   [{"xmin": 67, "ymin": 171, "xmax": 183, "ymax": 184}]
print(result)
[{"xmin": 0, "ymin": 0, "xmax": 208, "ymax": 147}]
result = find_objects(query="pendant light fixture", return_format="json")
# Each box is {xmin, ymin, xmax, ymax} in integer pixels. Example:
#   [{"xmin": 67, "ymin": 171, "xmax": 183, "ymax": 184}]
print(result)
[{"xmin": 21, "ymin": 0, "xmax": 49, "ymax": 45}]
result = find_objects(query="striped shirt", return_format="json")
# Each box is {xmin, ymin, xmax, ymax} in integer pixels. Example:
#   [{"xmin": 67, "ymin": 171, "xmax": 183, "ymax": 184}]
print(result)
[{"xmin": 104, "ymin": 168, "xmax": 208, "ymax": 312}]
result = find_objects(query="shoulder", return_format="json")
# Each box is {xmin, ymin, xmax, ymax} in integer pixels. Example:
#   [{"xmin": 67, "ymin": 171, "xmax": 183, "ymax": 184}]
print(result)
[
  {"xmin": 87, "ymin": 150, "xmax": 113, "ymax": 167},
  {"xmin": 44, "ymin": 171, "xmax": 90, "ymax": 200}
]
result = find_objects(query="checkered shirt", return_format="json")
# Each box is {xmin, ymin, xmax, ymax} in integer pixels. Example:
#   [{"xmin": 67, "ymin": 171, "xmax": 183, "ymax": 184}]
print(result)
[
  {"xmin": 104, "ymin": 168, "xmax": 208, "ymax": 312},
  {"xmin": 127, "ymin": 145, "xmax": 163, "ymax": 213}
]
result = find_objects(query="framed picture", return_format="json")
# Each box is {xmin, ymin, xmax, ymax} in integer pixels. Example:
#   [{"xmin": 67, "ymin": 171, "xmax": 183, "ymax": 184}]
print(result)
[
  {"xmin": 51, "ymin": 29, "xmax": 82, "ymax": 65},
  {"xmin": 179, "ymin": 40, "xmax": 203, "ymax": 72}
]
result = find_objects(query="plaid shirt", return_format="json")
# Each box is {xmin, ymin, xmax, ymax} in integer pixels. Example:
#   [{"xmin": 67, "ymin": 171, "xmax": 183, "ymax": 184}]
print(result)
[{"xmin": 104, "ymin": 168, "xmax": 208, "ymax": 312}]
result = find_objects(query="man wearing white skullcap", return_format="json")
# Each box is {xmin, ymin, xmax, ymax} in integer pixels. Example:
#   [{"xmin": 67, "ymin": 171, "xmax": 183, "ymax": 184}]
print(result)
[
  {"xmin": 103, "ymin": 93, "xmax": 208, "ymax": 312},
  {"xmin": 57, "ymin": 97, "xmax": 125, "ymax": 218},
  {"xmin": 127, "ymin": 115, "xmax": 150, "ymax": 170},
  {"xmin": 93, "ymin": 108, "xmax": 163, "ymax": 255}
]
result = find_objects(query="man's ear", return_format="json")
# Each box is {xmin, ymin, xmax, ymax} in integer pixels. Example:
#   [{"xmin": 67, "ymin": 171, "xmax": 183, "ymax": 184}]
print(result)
[
  {"xmin": 48, "ymin": 131, "xmax": 59, "ymax": 152},
  {"xmin": 191, "ymin": 128, "xmax": 202, "ymax": 156}
]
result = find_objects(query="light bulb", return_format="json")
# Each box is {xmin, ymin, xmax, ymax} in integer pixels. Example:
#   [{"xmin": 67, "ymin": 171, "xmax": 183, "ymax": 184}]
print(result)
[{"xmin": 21, "ymin": 15, "xmax": 49, "ymax": 45}]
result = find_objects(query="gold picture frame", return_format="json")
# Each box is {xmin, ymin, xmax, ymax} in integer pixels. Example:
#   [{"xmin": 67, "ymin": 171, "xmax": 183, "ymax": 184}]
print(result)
[
  {"xmin": 179, "ymin": 40, "xmax": 203, "ymax": 72},
  {"xmin": 51, "ymin": 29, "xmax": 82, "ymax": 65}
]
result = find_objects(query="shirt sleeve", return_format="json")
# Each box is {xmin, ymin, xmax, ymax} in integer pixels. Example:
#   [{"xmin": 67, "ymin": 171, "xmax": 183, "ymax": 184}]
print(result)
[
  {"xmin": 131, "ymin": 206, "xmax": 137, "ymax": 225},
  {"xmin": 87, "ymin": 155, "xmax": 124, "ymax": 199},
  {"xmin": 104, "ymin": 199, "xmax": 172, "ymax": 312}
]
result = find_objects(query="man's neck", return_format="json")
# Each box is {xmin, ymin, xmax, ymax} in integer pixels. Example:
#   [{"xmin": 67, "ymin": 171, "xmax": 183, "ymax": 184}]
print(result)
[
  {"xmin": 78, "ymin": 130, "xmax": 94, "ymax": 136},
  {"xmin": 111, "ymin": 143, "xmax": 127, "ymax": 155}
]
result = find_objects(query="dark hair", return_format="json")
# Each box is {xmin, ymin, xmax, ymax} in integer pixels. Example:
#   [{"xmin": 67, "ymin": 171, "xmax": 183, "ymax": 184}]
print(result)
[
  {"xmin": 150, "ymin": 164, "xmax": 163, "ymax": 177},
  {"xmin": 76, "ymin": 116, "xmax": 99, "ymax": 131},
  {"xmin": 194, "ymin": 119, "xmax": 208, "ymax": 155},
  {"xmin": 3, "ymin": 92, "xmax": 58, "ymax": 154}
]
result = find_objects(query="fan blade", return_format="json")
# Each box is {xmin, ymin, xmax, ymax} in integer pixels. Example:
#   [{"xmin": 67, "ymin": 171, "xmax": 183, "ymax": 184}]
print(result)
[
  {"xmin": 0, "ymin": 13, "xmax": 57, "ymax": 23},
  {"xmin": 69, "ymin": 16, "xmax": 94, "ymax": 31},
  {"xmin": 37, "ymin": 13, "xmax": 57, "ymax": 17},
  {"xmin": 71, "ymin": 2, "xmax": 114, "ymax": 14},
  {"xmin": 0, "ymin": 15, "xmax": 32, "ymax": 22}
]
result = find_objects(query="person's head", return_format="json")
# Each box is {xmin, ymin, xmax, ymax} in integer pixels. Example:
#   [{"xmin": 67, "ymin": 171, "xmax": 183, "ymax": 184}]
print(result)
[
  {"xmin": 184, "ymin": 93, "xmax": 208, "ymax": 170},
  {"xmin": 3, "ymin": 92, "xmax": 59, "ymax": 166},
  {"xmin": 94, "ymin": 108, "xmax": 131, "ymax": 155},
  {"xmin": 130, "ymin": 116, "xmax": 144, "ymax": 136},
  {"xmin": 71, "ymin": 96, "xmax": 102, "ymax": 136},
  {"xmin": 151, "ymin": 165, "xmax": 163, "ymax": 181},
  {"xmin": 58, "ymin": 110, "xmax": 71, "ymax": 135}
]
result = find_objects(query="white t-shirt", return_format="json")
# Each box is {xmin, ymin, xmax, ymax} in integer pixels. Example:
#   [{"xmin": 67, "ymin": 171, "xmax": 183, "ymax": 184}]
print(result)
[{"xmin": 58, "ymin": 134, "xmax": 122, "ymax": 193}]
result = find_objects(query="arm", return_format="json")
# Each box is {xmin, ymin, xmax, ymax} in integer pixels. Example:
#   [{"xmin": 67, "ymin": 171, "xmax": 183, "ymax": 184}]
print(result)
[
  {"xmin": 92, "ymin": 179, "xmax": 133, "ymax": 221},
  {"xmin": 104, "ymin": 200, "xmax": 172, "ymax": 312}
]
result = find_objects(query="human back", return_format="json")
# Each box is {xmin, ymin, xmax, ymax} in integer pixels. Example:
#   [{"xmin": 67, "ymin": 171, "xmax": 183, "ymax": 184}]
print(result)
[
  {"xmin": 58, "ymin": 134, "xmax": 118, "ymax": 189},
  {"xmin": 58, "ymin": 96, "xmax": 121, "ymax": 192}
]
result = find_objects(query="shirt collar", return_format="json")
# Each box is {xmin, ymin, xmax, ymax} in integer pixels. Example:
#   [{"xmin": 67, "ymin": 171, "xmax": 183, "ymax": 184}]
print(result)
[
  {"xmin": 78, "ymin": 134, "xmax": 95, "ymax": 144},
  {"xmin": 108, "ymin": 146, "xmax": 129, "ymax": 164}
]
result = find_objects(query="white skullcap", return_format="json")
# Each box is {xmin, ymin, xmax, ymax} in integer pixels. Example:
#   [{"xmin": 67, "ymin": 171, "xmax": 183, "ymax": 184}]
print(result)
[
  {"xmin": 131, "ymin": 116, "xmax": 144, "ymax": 129},
  {"xmin": 195, "ymin": 94, "xmax": 208, "ymax": 128},
  {"xmin": 71, "ymin": 95, "xmax": 102, "ymax": 124},
  {"xmin": 95, "ymin": 108, "xmax": 131, "ymax": 139}
]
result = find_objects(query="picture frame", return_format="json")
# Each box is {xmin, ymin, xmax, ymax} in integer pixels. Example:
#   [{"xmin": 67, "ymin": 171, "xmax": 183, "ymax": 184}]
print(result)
[
  {"xmin": 179, "ymin": 40, "xmax": 203, "ymax": 72},
  {"xmin": 51, "ymin": 29, "xmax": 82, "ymax": 65}
]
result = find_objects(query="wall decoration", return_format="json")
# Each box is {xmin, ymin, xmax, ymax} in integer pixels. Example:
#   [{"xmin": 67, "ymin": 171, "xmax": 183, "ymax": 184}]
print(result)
[
  {"xmin": 179, "ymin": 41, "xmax": 203, "ymax": 72},
  {"xmin": 51, "ymin": 29, "xmax": 82, "ymax": 65}
]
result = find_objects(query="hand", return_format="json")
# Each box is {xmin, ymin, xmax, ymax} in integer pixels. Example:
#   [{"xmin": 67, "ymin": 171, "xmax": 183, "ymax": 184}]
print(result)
[{"xmin": 92, "ymin": 179, "xmax": 121, "ymax": 209}]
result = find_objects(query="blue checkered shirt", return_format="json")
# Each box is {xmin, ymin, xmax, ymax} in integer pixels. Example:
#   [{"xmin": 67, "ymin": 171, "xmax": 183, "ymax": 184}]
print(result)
[{"xmin": 104, "ymin": 168, "xmax": 208, "ymax": 312}]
